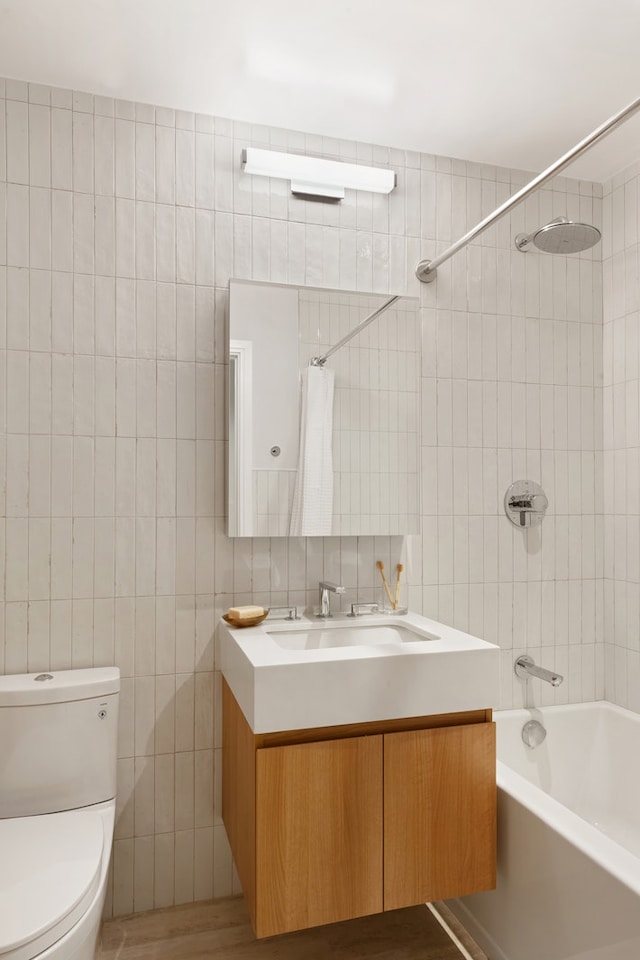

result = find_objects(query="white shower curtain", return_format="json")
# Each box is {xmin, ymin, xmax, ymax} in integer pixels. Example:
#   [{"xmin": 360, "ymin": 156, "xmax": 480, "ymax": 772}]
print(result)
[{"xmin": 289, "ymin": 364, "xmax": 335, "ymax": 536}]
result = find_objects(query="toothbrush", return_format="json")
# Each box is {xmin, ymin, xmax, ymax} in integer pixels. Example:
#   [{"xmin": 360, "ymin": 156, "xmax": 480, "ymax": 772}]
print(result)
[
  {"xmin": 376, "ymin": 560, "xmax": 395, "ymax": 609},
  {"xmin": 394, "ymin": 563, "xmax": 404, "ymax": 610}
]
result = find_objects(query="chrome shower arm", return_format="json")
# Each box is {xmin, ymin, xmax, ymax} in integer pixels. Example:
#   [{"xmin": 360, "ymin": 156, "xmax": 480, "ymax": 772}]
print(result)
[
  {"xmin": 515, "ymin": 216, "xmax": 569, "ymax": 251},
  {"xmin": 416, "ymin": 94, "xmax": 640, "ymax": 282}
]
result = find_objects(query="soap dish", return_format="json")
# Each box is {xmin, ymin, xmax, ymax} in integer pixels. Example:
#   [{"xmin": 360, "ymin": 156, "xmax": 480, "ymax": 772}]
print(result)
[{"xmin": 223, "ymin": 610, "xmax": 269, "ymax": 628}]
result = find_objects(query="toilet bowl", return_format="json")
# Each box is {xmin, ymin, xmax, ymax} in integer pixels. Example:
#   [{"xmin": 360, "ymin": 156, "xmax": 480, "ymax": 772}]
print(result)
[{"xmin": 0, "ymin": 668, "xmax": 120, "ymax": 960}]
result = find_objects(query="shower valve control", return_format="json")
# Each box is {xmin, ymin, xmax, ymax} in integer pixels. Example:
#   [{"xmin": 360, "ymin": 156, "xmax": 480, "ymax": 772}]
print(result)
[{"xmin": 504, "ymin": 480, "xmax": 548, "ymax": 528}]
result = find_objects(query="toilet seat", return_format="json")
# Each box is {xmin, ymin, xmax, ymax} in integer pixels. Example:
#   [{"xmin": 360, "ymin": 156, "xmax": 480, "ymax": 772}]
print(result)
[{"xmin": 0, "ymin": 809, "xmax": 104, "ymax": 960}]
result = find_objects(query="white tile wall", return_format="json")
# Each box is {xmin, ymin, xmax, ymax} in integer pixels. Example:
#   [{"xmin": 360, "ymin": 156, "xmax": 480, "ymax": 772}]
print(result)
[
  {"xmin": 602, "ymin": 161, "xmax": 640, "ymax": 713},
  {"xmin": 0, "ymin": 76, "xmax": 607, "ymax": 917},
  {"xmin": 420, "ymin": 169, "xmax": 605, "ymax": 711}
]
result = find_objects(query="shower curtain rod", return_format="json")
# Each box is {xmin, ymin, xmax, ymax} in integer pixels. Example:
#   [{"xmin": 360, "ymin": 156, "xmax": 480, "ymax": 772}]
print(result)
[
  {"xmin": 416, "ymin": 93, "xmax": 640, "ymax": 283},
  {"xmin": 311, "ymin": 295, "xmax": 400, "ymax": 366}
]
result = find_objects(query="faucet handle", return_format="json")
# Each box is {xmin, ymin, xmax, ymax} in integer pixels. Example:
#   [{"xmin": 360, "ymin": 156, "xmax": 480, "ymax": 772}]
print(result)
[
  {"xmin": 268, "ymin": 605, "xmax": 301, "ymax": 621},
  {"xmin": 348, "ymin": 602, "xmax": 379, "ymax": 618}
]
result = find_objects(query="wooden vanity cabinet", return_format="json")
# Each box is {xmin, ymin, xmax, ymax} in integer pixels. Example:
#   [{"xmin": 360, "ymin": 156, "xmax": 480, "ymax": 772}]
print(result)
[
  {"xmin": 256, "ymin": 735, "xmax": 383, "ymax": 934},
  {"xmin": 222, "ymin": 679, "xmax": 496, "ymax": 939},
  {"xmin": 383, "ymin": 723, "xmax": 496, "ymax": 908}
]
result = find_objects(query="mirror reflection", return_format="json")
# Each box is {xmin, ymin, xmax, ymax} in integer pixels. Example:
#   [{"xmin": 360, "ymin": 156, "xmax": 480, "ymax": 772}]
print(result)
[{"xmin": 228, "ymin": 279, "xmax": 420, "ymax": 537}]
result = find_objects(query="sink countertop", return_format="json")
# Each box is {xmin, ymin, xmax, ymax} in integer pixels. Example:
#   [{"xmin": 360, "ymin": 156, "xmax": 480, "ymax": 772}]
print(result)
[{"xmin": 219, "ymin": 611, "xmax": 500, "ymax": 734}]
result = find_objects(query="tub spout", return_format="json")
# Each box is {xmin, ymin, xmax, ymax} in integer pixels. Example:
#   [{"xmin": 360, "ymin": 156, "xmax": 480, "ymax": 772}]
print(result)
[{"xmin": 515, "ymin": 655, "xmax": 563, "ymax": 687}]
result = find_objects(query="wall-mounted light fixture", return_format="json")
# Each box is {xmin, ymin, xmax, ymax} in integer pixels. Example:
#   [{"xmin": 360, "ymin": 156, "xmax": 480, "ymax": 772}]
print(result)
[{"xmin": 241, "ymin": 147, "xmax": 396, "ymax": 202}]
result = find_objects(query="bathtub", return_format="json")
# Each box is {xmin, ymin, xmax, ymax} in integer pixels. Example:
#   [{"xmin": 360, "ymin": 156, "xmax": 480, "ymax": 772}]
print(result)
[{"xmin": 448, "ymin": 701, "xmax": 640, "ymax": 960}]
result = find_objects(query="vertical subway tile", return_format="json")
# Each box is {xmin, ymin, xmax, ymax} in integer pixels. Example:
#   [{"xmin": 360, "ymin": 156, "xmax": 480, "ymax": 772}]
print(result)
[
  {"xmin": 95, "ymin": 195, "xmax": 116, "ymax": 276},
  {"xmin": 156, "ymin": 204, "xmax": 176, "ymax": 282},
  {"xmin": 115, "ymin": 198, "xmax": 135, "ymax": 279},
  {"xmin": 0, "ymin": 99, "xmax": 6, "ymax": 183},
  {"xmin": 194, "ymin": 827, "xmax": 214, "ymax": 901},
  {"xmin": 155, "ymin": 125, "xmax": 176, "ymax": 204},
  {"xmin": 174, "ymin": 830, "xmax": 195, "ymax": 905},
  {"xmin": 176, "ymin": 207, "xmax": 195, "ymax": 284},
  {"xmin": 154, "ymin": 834, "xmax": 175, "ymax": 909},
  {"xmin": 135, "ymin": 201, "xmax": 156, "ymax": 280},
  {"xmin": 195, "ymin": 132, "xmax": 214, "ymax": 209},
  {"xmin": 51, "ymin": 190, "xmax": 73, "ymax": 272},
  {"xmin": 6, "ymin": 267, "xmax": 29, "ymax": 350},
  {"xmin": 28, "ymin": 103, "xmax": 51, "ymax": 187},
  {"xmin": 176, "ymin": 128, "xmax": 195, "ymax": 206},
  {"xmin": 73, "ymin": 193, "xmax": 95, "ymax": 274},
  {"xmin": 133, "ymin": 836, "xmax": 155, "ymax": 914},
  {"xmin": 195, "ymin": 209, "xmax": 214, "ymax": 286},
  {"xmin": 0, "ymin": 188, "xmax": 6, "ymax": 270},
  {"xmin": 29, "ymin": 186, "xmax": 51, "ymax": 269},
  {"xmin": 213, "ymin": 134, "xmax": 233, "ymax": 212},
  {"xmin": 95, "ymin": 115, "xmax": 115, "ymax": 195},
  {"xmin": 135, "ymin": 121, "xmax": 155, "ymax": 201},
  {"xmin": 72, "ymin": 110, "xmax": 94, "ymax": 193},
  {"xmin": 6, "ymin": 99, "xmax": 29, "ymax": 184},
  {"xmin": 6, "ymin": 184, "xmax": 29, "ymax": 266},
  {"xmin": 73, "ymin": 274, "xmax": 95, "ymax": 356},
  {"xmin": 136, "ymin": 281, "xmax": 156, "ymax": 360},
  {"xmin": 115, "ymin": 119, "xmax": 135, "ymax": 198},
  {"xmin": 51, "ymin": 108, "xmax": 73, "ymax": 190},
  {"xmin": 112, "ymin": 840, "xmax": 134, "ymax": 918}
]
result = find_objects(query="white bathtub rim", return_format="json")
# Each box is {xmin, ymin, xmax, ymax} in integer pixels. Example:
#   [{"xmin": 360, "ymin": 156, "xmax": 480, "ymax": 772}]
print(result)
[
  {"xmin": 496, "ymin": 700, "xmax": 640, "ymax": 899},
  {"xmin": 495, "ymin": 699, "xmax": 632, "ymax": 727}
]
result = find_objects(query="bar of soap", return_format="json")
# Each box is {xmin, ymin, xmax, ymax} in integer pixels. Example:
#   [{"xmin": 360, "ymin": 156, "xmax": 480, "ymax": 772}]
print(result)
[{"xmin": 227, "ymin": 605, "xmax": 265, "ymax": 620}]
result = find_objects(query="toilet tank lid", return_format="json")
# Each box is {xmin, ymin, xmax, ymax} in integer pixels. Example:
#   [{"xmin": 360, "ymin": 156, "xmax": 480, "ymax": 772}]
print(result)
[{"xmin": 0, "ymin": 667, "xmax": 120, "ymax": 706}]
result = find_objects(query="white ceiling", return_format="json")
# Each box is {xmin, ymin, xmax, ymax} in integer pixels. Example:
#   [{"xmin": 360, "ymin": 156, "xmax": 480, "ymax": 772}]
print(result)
[{"xmin": 2, "ymin": 0, "xmax": 640, "ymax": 181}]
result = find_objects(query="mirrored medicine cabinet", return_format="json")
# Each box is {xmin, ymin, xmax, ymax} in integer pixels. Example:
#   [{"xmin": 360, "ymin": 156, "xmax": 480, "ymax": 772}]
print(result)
[{"xmin": 228, "ymin": 278, "xmax": 420, "ymax": 538}]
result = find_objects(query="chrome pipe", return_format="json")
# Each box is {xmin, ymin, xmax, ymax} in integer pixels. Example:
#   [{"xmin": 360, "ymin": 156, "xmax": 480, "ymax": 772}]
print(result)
[
  {"xmin": 311, "ymin": 295, "xmax": 400, "ymax": 365},
  {"xmin": 416, "ymin": 94, "xmax": 640, "ymax": 283}
]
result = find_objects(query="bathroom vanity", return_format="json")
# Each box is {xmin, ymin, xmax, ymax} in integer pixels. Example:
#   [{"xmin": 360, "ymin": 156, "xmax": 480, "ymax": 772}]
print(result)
[{"xmin": 220, "ymin": 612, "xmax": 499, "ymax": 938}]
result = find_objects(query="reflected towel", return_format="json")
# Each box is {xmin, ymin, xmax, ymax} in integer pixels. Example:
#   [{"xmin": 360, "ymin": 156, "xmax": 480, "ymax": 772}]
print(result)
[{"xmin": 290, "ymin": 365, "xmax": 335, "ymax": 536}]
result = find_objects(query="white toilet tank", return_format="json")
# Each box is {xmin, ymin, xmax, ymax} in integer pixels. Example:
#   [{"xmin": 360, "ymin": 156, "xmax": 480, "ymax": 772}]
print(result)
[{"xmin": 0, "ymin": 667, "xmax": 120, "ymax": 818}]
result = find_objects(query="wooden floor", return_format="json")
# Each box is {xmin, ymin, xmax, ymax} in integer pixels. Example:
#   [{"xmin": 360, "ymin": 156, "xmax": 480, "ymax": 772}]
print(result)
[{"xmin": 99, "ymin": 897, "xmax": 488, "ymax": 960}]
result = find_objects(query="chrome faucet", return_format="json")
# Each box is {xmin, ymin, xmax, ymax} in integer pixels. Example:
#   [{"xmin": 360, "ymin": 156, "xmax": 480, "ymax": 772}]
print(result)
[
  {"xmin": 515, "ymin": 655, "xmax": 563, "ymax": 687},
  {"xmin": 317, "ymin": 581, "xmax": 345, "ymax": 618}
]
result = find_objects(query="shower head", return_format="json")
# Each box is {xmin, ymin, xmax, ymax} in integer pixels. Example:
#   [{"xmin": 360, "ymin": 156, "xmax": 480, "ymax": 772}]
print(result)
[{"xmin": 514, "ymin": 217, "xmax": 601, "ymax": 254}]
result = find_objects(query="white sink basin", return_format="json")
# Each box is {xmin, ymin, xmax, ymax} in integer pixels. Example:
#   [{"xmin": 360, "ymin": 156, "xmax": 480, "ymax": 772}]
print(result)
[
  {"xmin": 219, "ymin": 611, "xmax": 499, "ymax": 733},
  {"xmin": 267, "ymin": 622, "xmax": 437, "ymax": 650}
]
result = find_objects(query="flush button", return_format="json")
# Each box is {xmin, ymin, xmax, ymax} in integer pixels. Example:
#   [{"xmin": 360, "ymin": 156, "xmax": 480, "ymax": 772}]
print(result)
[{"xmin": 34, "ymin": 673, "xmax": 54, "ymax": 681}]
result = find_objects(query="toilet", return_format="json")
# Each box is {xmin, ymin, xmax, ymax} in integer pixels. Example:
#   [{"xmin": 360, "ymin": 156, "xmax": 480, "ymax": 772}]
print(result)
[{"xmin": 0, "ymin": 667, "xmax": 120, "ymax": 960}]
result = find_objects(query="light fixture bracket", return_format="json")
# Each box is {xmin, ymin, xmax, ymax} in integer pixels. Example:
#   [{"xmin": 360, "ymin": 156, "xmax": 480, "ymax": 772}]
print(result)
[{"xmin": 290, "ymin": 180, "xmax": 345, "ymax": 202}]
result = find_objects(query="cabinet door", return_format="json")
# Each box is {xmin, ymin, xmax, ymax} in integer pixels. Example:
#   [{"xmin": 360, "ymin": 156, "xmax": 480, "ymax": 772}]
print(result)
[
  {"xmin": 384, "ymin": 722, "xmax": 496, "ymax": 909},
  {"xmin": 255, "ymin": 735, "xmax": 383, "ymax": 937}
]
